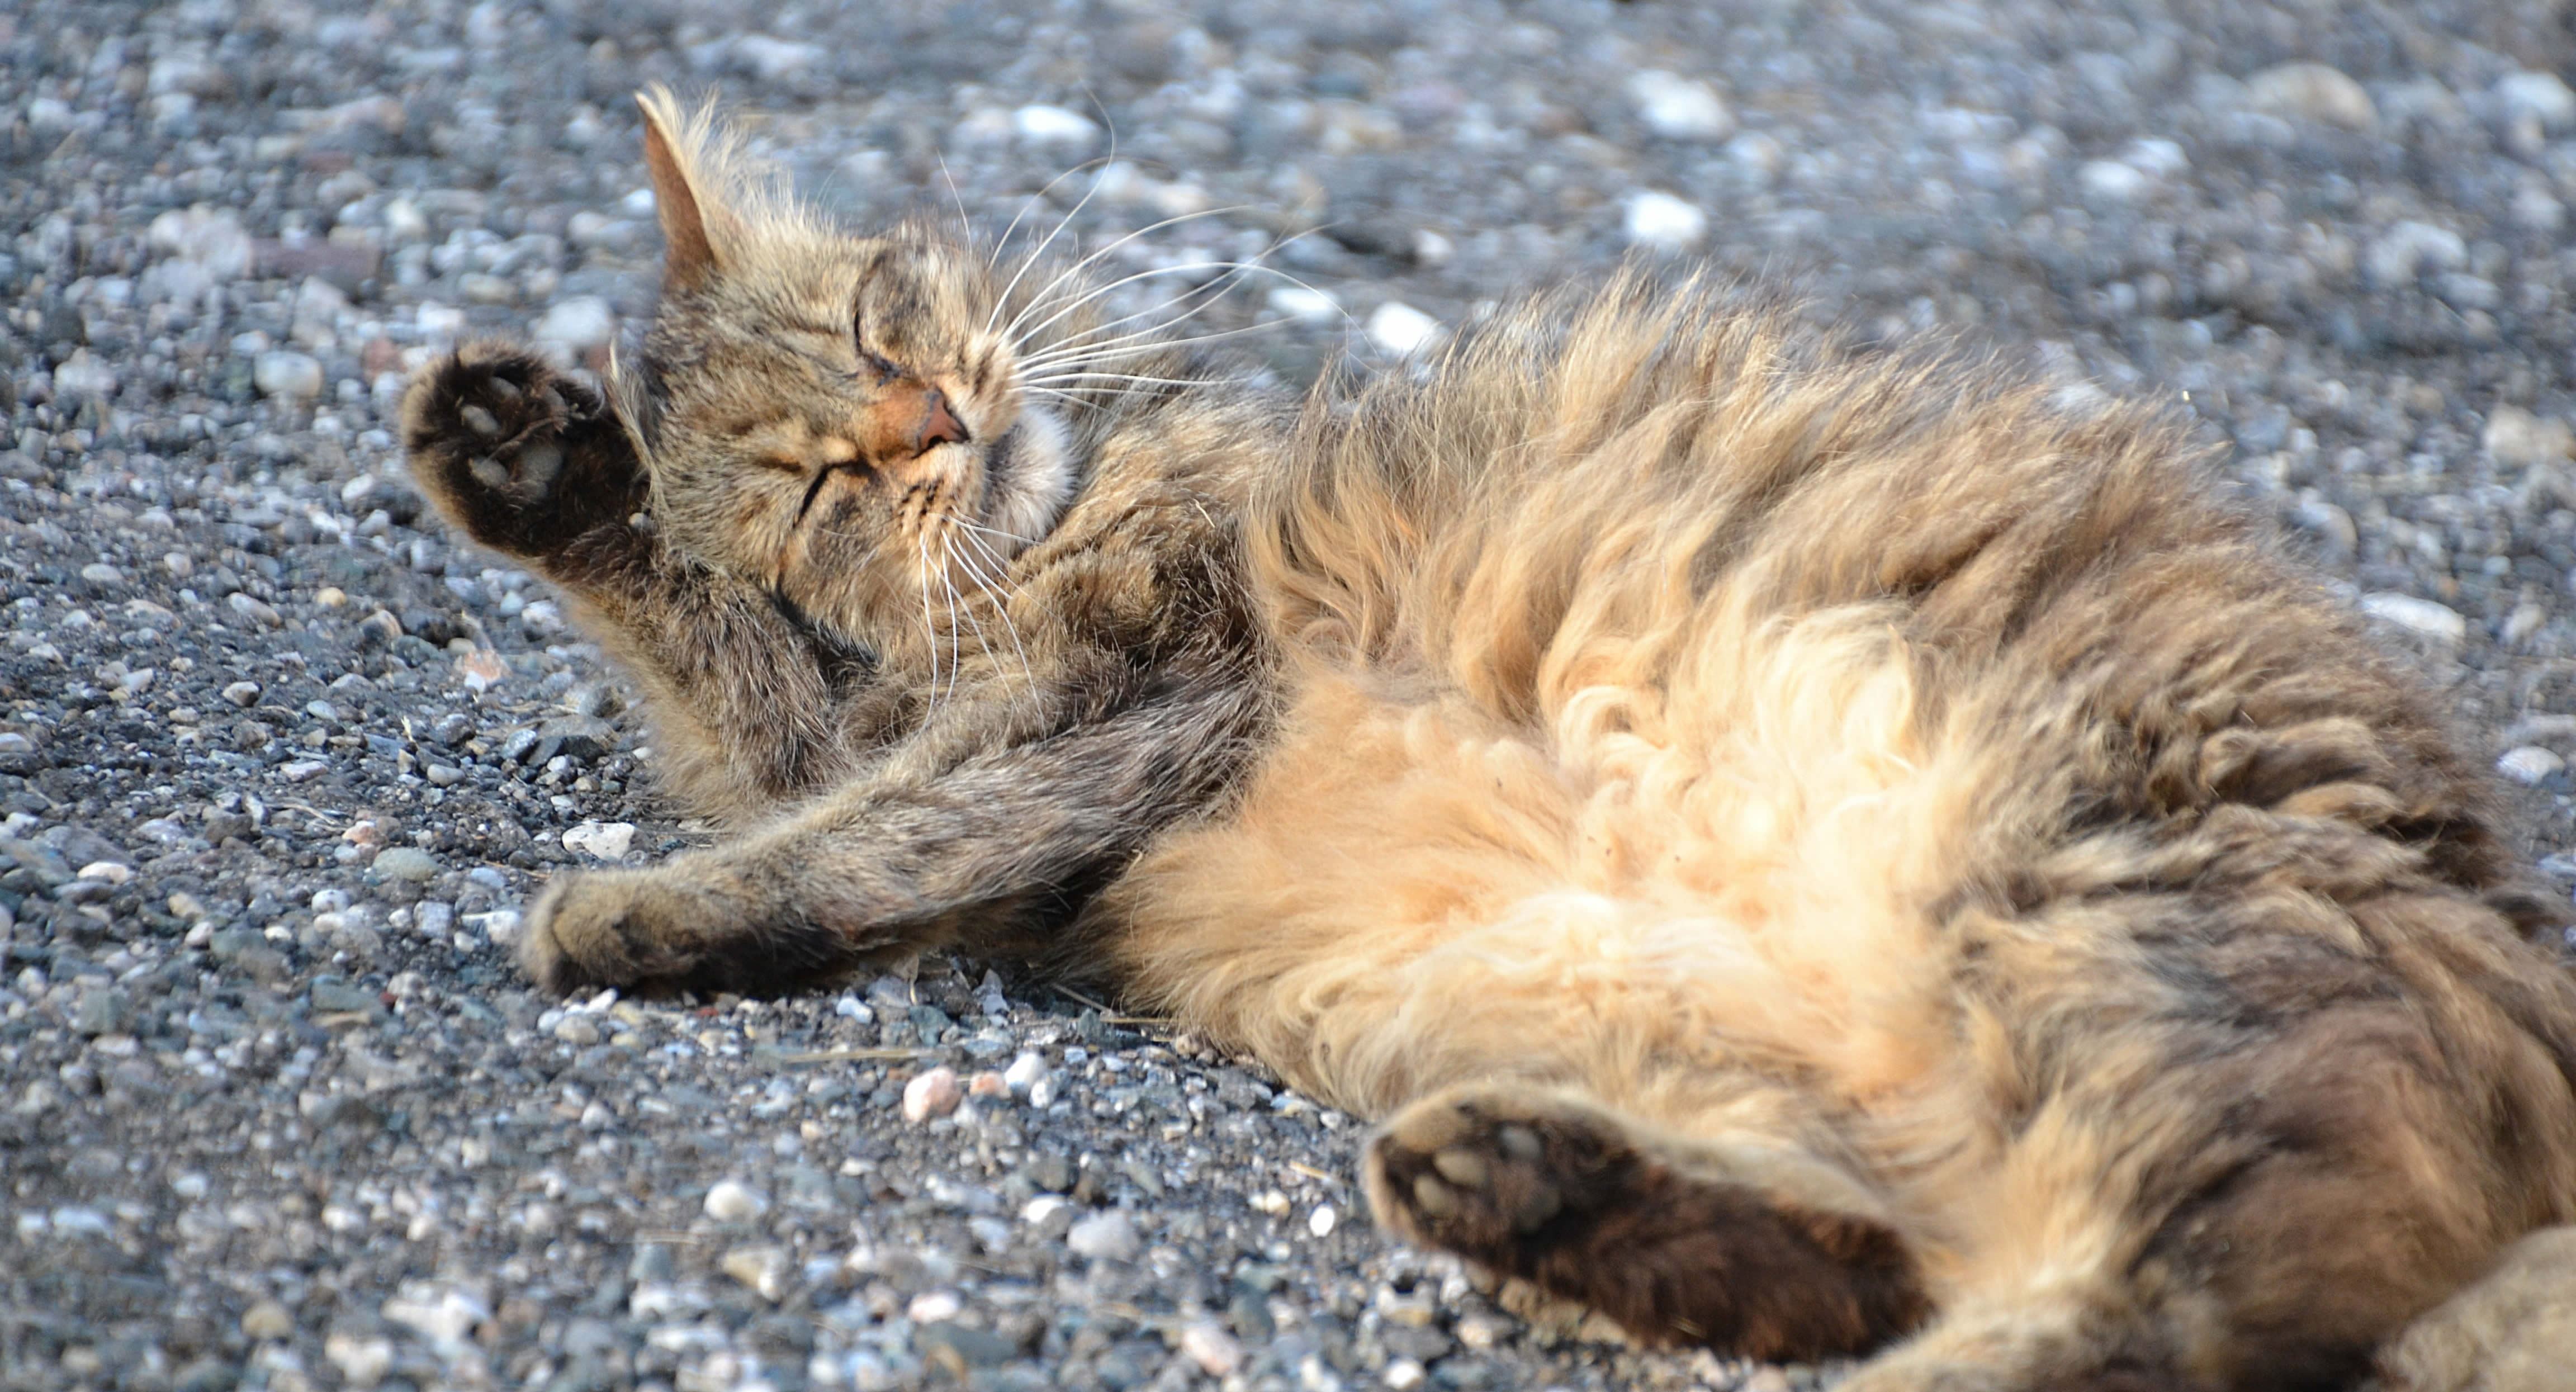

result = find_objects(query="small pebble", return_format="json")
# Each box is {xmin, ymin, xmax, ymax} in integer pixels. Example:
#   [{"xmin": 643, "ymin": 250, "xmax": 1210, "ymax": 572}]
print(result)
[
  {"xmin": 1067, "ymin": 1210, "xmax": 1142, "ymax": 1262},
  {"xmin": 372, "ymin": 847, "xmax": 440, "ymax": 883},
  {"xmin": 967, "ymin": 1069, "xmax": 1010, "ymax": 1100},
  {"xmin": 1181, "ymin": 1321, "xmax": 1243, "ymax": 1376},
  {"xmin": 719, "ymin": 1244, "xmax": 791, "ymax": 1301},
  {"xmin": 241, "ymin": 1299, "xmax": 293, "ymax": 1341},
  {"xmin": 561, "ymin": 821, "xmax": 637, "ymax": 859},
  {"xmin": 2498, "ymin": 746, "xmax": 2565, "ymax": 787},
  {"xmin": 1627, "ymin": 70, "xmax": 1732, "ymax": 141},
  {"xmin": 2359, "ymin": 593, "xmax": 2467, "ymax": 642},
  {"xmin": 2244, "ymin": 61, "xmax": 2376, "ymax": 130},
  {"xmin": 253, "ymin": 351, "xmax": 325, "ymax": 401},
  {"xmin": 1002, "ymin": 1051, "xmax": 1049, "ymax": 1094},
  {"xmin": 703, "ymin": 1180, "xmax": 770, "ymax": 1222},
  {"xmin": 1622, "ymin": 190, "xmax": 1707, "ymax": 250},
  {"xmin": 903, "ymin": 1066, "xmax": 962, "ymax": 1122},
  {"xmin": 1309, "ymin": 1204, "xmax": 1338, "ymax": 1237},
  {"xmin": 1366, "ymin": 302, "xmax": 1442, "ymax": 357}
]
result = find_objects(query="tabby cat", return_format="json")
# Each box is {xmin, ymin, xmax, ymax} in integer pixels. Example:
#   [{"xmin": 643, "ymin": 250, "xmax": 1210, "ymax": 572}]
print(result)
[{"xmin": 403, "ymin": 92, "xmax": 2576, "ymax": 1391}]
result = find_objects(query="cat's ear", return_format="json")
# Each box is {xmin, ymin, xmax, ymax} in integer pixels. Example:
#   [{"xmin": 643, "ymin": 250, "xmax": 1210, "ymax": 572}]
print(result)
[{"xmin": 636, "ymin": 87, "xmax": 727, "ymax": 293}]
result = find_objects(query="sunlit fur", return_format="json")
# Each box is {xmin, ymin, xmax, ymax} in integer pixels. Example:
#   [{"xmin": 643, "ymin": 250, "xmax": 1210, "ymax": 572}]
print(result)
[
  {"xmin": 1103, "ymin": 278, "xmax": 2576, "ymax": 1390},
  {"xmin": 402, "ymin": 96, "xmax": 2576, "ymax": 1392}
]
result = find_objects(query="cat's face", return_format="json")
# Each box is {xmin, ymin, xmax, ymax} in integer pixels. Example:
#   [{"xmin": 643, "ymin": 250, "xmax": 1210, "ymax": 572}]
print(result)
[
  {"xmin": 614, "ymin": 92, "xmax": 1074, "ymax": 645},
  {"xmin": 638, "ymin": 234, "xmax": 1072, "ymax": 640}
]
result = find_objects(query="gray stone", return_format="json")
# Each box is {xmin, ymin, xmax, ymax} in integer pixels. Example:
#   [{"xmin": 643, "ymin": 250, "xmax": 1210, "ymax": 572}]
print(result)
[{"xmin": 371, "ymin": 847, "xmax": 440, "ymax": 883}]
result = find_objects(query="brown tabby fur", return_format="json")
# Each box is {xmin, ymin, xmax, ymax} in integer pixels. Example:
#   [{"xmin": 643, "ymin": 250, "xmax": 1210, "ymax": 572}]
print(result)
[{"xmin": 404, "ymin": 93, "xmax": 2576, "ymax": 1391}]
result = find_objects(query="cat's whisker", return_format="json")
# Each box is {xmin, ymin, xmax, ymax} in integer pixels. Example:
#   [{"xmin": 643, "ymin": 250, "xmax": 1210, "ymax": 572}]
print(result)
[
  {"xmin": 944, "ymin": 533, "xmax": 1042, "ymax": 714},
  {"xmin": 1009, "ymin": 258, "xmax": 1265, "ymax": 348},
  {"xmin": 951, "ymin": 517, "xmax": 1043, "ymax": 547},
  {"xmin": 936, "ymin": 542, "xmax": 967, "ymax": 705},
  {"xmin": 1013, "ymin": 318, "xmax": 1287, "ymax": 374},
  {"xmin": 1012, "ymin": 244, "xmax": 1320, "ymax": 363},
  {"xmin": 950, "ymin": 528, "xmax": 1042, "ymax": 706},
  {"xmin": 1024, "ymin": 370, "xmax": 1250, "ymax": 391},
  {"xmin": 916, "ymin": 533, "xmax": 943, "ymax": 720},
  {"xmin": 931, "ymin": 150, "xmax": 978, "ymax": 252},
  {"xmin": 999, "ymin": 206, "xmax": 1257, "ymax": 343},
  {"xmin": 985, "ymin": 151, "xmax": 1121, "ymax": 337},
  {"xmin": 940, "ymin": 533, "xmax": 1009, "ymax": 699}
]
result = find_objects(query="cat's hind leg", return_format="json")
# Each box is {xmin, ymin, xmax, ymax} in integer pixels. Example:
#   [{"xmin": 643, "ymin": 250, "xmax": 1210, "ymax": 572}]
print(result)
[{"xmin": 1363, "ymin": 1082, "xmax": 1929, "ymax": 1358}]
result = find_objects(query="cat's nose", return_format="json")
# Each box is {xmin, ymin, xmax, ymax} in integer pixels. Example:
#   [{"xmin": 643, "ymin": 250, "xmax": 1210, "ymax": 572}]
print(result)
[{"xmin": 914, "ymin": 389, "xmax": 969, "ymax": 454}]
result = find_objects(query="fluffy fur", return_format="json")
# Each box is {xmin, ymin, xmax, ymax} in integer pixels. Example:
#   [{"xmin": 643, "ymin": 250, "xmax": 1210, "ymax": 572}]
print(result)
[{"xmin": 403, "ymin": 94, "xmax": 2576, "ymax": 1391}]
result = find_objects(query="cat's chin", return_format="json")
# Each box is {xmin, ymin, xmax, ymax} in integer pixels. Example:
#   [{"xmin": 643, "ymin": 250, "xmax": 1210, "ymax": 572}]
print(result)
[{"xmin": 983, "ymin": 403, "xmax": 1074, "ymax": 554}]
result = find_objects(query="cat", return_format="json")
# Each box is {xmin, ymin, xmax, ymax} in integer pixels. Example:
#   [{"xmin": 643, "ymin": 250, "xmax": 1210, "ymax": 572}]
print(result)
[{"xmin": 402, "ymin": 91, "xmax": 2576, "ymax": 1392}]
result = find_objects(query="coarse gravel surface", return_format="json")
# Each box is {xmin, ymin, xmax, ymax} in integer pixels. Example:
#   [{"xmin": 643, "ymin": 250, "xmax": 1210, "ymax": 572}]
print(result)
[{"xmin": 8, "ymin": 2, "xmax": 2576, "ymax": 1391}]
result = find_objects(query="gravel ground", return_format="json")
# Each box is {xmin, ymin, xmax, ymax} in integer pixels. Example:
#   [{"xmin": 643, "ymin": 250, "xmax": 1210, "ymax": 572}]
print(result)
[{"xmin": 9, "ymin": 2, "xmax": 2576, "ymax": 1390}]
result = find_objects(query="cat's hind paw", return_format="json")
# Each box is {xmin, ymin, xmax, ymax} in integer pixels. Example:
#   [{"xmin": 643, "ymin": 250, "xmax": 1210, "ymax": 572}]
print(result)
[
  {"xmin": 1363, "ymin": 1085, "xmax": 1925, "ymax": 1359},
  {"xmin": 402, "ymin": 343, "xmax": 643, "ymax": 560}
]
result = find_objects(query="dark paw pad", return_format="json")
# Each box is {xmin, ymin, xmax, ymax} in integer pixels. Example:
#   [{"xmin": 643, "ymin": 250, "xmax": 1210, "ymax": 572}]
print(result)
[
  {"xmin": 401, "ymin": 344, "xmax": 640, "ymax": 558},
  {"xmin": 1368, "ymin": 1094, "xmax": 1624, "ymax": 1257}
]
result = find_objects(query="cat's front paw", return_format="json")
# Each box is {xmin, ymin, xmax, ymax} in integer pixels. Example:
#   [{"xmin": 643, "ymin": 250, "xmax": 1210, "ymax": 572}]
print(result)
[
  {"xmin": 517, "ymin": 868, "xmax": 704, "ymax": 996},
  {"xmin": 401, "ymin": 343, "xmax": 643, "ymax": 560},
  {"xmin": 517, "ymin": 864, "xmax": 860, "ymax": 997}
]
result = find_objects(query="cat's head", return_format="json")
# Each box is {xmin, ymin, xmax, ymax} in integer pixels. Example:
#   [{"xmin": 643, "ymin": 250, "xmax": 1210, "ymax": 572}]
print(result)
[{"xmin": 607, "ymin": 89, "xmax": 1082, "ymax": 640}]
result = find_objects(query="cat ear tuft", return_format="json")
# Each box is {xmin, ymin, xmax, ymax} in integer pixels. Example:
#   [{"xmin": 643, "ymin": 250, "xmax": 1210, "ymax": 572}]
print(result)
[{"xmin": 636, "ymin": 87, "xmax": 726, "ymax": 293}]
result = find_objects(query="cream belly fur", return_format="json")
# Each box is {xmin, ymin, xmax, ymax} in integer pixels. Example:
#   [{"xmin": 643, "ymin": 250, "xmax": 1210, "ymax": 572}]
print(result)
[{"xmin": 1105, "ymin": 278, "xmax": 2576, "ymax": 1387}]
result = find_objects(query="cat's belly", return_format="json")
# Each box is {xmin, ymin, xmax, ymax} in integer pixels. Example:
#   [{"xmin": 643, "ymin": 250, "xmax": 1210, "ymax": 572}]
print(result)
[{"xmin": 1111, "ymin": 598, "xmax": 1999, "ymax": 1126}]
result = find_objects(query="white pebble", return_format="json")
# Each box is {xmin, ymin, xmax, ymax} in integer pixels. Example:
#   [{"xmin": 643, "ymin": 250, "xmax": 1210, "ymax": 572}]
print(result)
[
  {"xmin": 1622, "ymin": 190, "xmax": 1707, "ymax": 252},
  {"xmin": 253, "ymin": 351, "xmax": 325, "ymax": 401},
  {"xmin": 2497, "ymin": 72, "xmax": 2576, "ymax": 132},
  {"xmin": 2359, "ymin": 592, "xmax": 2467, "ymax": 642},
  {"xmin": 1066, "ymin": 1210, "xmax": 1142, "ymax": 1262},
  {"xmin": 2499, "ymin": 746, "xmax": 2565, "ymax": 787},
  {"xmin": 905, "ymin": 1289, "xmax": 962, "ymax": 1323},
  {"xmin": 2366, "ymin": 220, "xmax": 2468, "ymax": 288},
  {"xmin": 1309, "ymin": 1204, "xmax": 1337, "ymax": 1237},
  {"xmin": 1181, "ymin": 1322, "xmax": 1243, "ymax": 1376},
  {"xmin": 1627, "ymin": 70, "xmax": 1733, "ymax": 141},
  {"xmin": 1014, "ymin": 104, "xmax": 1102, "ymax": 151},
  {"xmin": 703, "ymin": 1180, "xmax": 770, "ymax": 1223},
  {"xmin": 561, "ymin": 821, "xmax": 637, "ymax": 860},
  {"xmin": 903, "ymin": 1066, "xmax": 962, "ymax": 1123},
  {"xmin": 1382, "ymin": 1357, "xmax": 1427, "ymax": 1390},
  {"xmin": 2483, "ymin": 407, "xmax": 2573, "ymax": 468},
  {"xmin": 1267, "ymin": 286, "xmax": 1342, "ymax": 324},
  {"xmin": 52, "ymin": 349, "xmax": 119, "ymax": 401},
  {"xmin": 1002, "ymin": 1052, "xmax": 1049, "ymax": 1095},
  {"xmin": 1365, "ymin": 301, "xmax": 1442, "ymax": 357},
  {"xmin": 75, "ymin": 861, "xmax": 134, "ymax": 886},
  {"xmin": 834, "ymin": 994, "xmax": 875, "ymax": 1025},
  {"xmin": 2244, "ymin": 61, "xmax": 2376, "ymax": 130},
  {"xmin": 533, "ymin": 296, "xmax": 615, "ymax": 354},
  {"xmin": 2078, "ymin": 160, "xmax": 2149, "ymax": 201}
]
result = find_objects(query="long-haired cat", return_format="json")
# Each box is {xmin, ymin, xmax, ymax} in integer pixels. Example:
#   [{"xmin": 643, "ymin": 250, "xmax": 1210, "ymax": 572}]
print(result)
[{"xmin": 403, "ymin": 92, "xmax": 2576, "ymax": 1392}]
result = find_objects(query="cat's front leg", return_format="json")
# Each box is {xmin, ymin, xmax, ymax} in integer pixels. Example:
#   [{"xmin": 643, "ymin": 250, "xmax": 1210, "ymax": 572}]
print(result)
[
  {"xmin": 514, "ymin": 662, "xmax": 1263, "ymax": 996},
  {"xmin": 402, "ymin": 343, "xmax": 650, "ymax": 567}
]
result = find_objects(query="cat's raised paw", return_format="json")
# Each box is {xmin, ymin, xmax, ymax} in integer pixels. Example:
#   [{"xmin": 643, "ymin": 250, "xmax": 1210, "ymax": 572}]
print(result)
[{"xmin": 401, "ymin": 343, "xmax": 644, "ymax": 560}]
